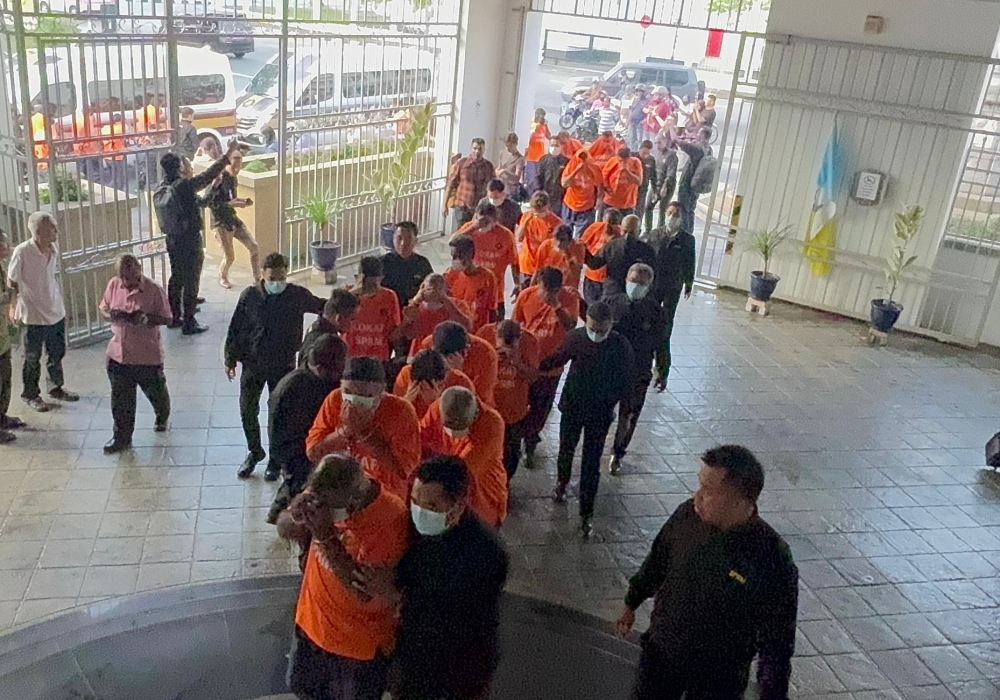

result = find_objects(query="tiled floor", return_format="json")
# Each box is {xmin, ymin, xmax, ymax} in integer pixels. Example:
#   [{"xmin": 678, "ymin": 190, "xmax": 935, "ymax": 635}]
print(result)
[{"xmin": 2, "ymin": 239, "xmax": 1000, "ymax": 699}]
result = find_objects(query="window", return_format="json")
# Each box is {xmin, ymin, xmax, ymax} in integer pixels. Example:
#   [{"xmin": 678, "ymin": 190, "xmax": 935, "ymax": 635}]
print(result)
[
  {"xmin": 639, "ymin": 68, "xmax": 660, "ymax": 84},
  {"xmin": 87, "ymin": 78, "xmax": 166, "ymax": 113},
  {"xmin": 663, "ymin": 69, "xmax": 690, "ymax": 88},
  {"xmin": 178, "ymin": 74, "xmax": 227, "ymax": 106},
  {"xmin": 297, "ymin": 73, "xmax": 337, "ymax": 106},
  {"xmin": 341, "ymin": 68, "xmax": 432, "ymax": 99},
  {"xmin": 31, "ymin": 82, "xmax": 76, "ymax": 118}
]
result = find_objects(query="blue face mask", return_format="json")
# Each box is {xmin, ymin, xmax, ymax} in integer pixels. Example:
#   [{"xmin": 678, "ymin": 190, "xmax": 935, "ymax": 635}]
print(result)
[
  {"xmin": 626, "ymin": 282, "xmax": 650, "ymax": 300},
  {"xmin": 264, "ymin": 280, "xmax": 287, "ymax": 295},
  {"xmin": 411, "ymin": 502, "xmax": 450, "ymax": 536},
  {"xmin": 587, "ymin": 328, "xmax": 610, "ymax": 343}
]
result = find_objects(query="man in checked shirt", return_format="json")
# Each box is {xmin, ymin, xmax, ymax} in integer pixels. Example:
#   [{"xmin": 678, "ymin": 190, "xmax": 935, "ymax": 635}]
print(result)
[{"xmin": 443, "ymin": 138, "xmax": 495, "ymax": 233}]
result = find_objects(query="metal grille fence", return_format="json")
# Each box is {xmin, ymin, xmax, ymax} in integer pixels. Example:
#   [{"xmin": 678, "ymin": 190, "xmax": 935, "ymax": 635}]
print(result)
[{"xmin": 0, "ymin": 0, "xmax": 461, "ymax": 345}]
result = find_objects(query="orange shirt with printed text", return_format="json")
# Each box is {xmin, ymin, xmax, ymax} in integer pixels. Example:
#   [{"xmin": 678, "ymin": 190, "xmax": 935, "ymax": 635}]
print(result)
[
  {"xmin": 393, "ymin": 365, "xmax": 475, "ymax": 421},
  {"xmin": 295, "ymin": 488, "xmax": 410, "ymax": 660},
  {"xmin": 405, "ymin": 299, "xmax": 474, "ymax": 356},
  {"xmin": 455, "ymin": 221, "xmax": 518, "ymax": 303},
  {"xmin": 305, "ymin": 390, "xmax": 421, "ymax": 500},
  {"xmin": 475, "ymin": 324, "xmax": 539, "ymax": 426},
  {"xmin": 512, "ymin": 285, "xmax": 580, "ymax": 377},
  {"xmin": 588, "ymin": 135, "xmax": 621, "ymax": 168},
  {"xmin": 562, "ymin": 156, "xmax": 602, "ymax": 213},
  {"xmin": 534, "ymin": 237, "xmax": 587, "ymax": 290},
  {"xmin": 602, "ymin": 156, "xmax": 643, "ymax": 210},
  {"xmin": 419, "ymin": 400, "xmax": 508, "ymax": 526},
  {"xmin": 343, "ymin": 287, "xmax": 401, "ymax": 361},
  {"xmin": 517, "ymin": 210, "xmax": 562, "ymax": 276},
  {"xmin": 419, "ymin": 333, "xmax": 498, "ymax": 408},
  {"xmin": 580, "ymin": 222, "xmax": 620, "ymax": 283},
  {"xmin": 443, "ymin": 267, "xmax": 496, "ymax": 330}
]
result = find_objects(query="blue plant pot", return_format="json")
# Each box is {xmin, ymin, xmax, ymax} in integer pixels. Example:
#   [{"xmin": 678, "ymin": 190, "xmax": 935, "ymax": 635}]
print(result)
[
  {"xmin": 870, "ymin": 299, "xmax": 903, "ymax": 333},
  {"xmin": 380, "ymin": 223, "xmax": 395, "ymax": 250},
  {"xmin": 749, "ymin": 270, "xmax": 780, "ymax": 302},
  {"xmin": 310, "ymin": 240, "xmax": 340, "ymax": 271}
]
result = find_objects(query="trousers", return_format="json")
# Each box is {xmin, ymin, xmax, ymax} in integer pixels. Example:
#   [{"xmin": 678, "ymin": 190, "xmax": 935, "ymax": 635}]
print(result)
[
  {"xmin": 287, "ymin": 626, "xmax": 389, "ymax": 700},
  {"xmin": 503, "ymin": 421, "xmax": 524, "ymax": 480},
  {"xmin": 240, "ymin": 362, "xmax": 293, "ymax": 456},
  {"xmin": 632, "ymin": 643, "xmax": 746, "ymax": 700},
  {"xmin": 557, "ymin": 405, "xmax": 614, "ymax": 519},
  {"xmin": 521, "ymin": 375, "xmax": 560, "ymax": 452},
  {"xmin": 677, "ymin": 182, "xmax": 698, "ymax": 235},
  {"xmin": 0, "ymin": 350, "xmax": 11, "ymax": 419},
  {"xmin": 655, "ymin": 289, "xmax": 682, "ymax": 381},
  {"xmin": 22, "ymin": 319, "xmax": 66, "ymax": 400},
  {"xmin": 167, "ymin": 242, "xmax": 203, "ymax": 323},
  {"xmin": 613, "ymin": 381, "xmax": 649, "ymax": 458},
  {"xmin": 107, "ymin": 359, "xmax": 170, "ymax": 442}
]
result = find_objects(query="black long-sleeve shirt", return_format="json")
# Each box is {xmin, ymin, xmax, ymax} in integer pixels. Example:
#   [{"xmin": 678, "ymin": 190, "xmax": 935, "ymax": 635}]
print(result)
[
  {"xmin": 267, "ymin": 368, "xmax": 335, "ymax": 468},
  {"xmin": 539, "ymin": 327, "xmax": 634, "ymax": 412},
  {"xmin": 626, "ymin": 499, "xmax": 798, "ymax": 700},
  {"xmin": 381, "ymin": 251, "xmax": 433, "ymax": 309},
  {"xmin": 537, "ymin": 153, "xmax": 570, "ymax": 209},
  {"xmin": 394, "ymin": 514, "xmax": 509, "ymax": 698},
  {"xmin": 158, "ymin": 154, "xmax": 229, "ymax": 248},
  {"xmin": 224, "ymin": 282, "xmax": 325, "ymax": 372},
  {"xmin": 206, "ymin": 171, "xmax": 242, "ymax": 229},
  {"xmin": 605, "ymin": 293, "xmax": 665, "ymax": 385},
  {"xmin": 586, "ymin": 235, "xmax": 657, "ymax": 297},
  {"xmin": 478, "ymin": 195, "xmax": 520, "ymax": 234},
  {"xmin": 646, "ymin": 229, "xmax": 696, "ymax": 303}
]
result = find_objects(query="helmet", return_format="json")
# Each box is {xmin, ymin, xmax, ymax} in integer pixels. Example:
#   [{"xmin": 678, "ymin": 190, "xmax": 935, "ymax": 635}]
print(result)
[
  {"xmin": 655, "ymin": 86, "xmax": 669, "ymax": 96},
  {"xmin": 635, "ymin": 83, "xmax": 647, "ymax": 93}
]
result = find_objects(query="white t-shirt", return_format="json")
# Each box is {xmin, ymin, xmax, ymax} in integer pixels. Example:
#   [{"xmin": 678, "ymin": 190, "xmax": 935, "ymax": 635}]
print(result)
[{"xmin": 8, "ymin": 239, "xmax": 66, "ymax": 326}]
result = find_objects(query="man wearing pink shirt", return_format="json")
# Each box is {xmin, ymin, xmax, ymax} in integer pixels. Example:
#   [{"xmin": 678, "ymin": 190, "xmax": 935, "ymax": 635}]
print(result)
[{"xmin": 98, "ymin": 254, "xmax": 173, "ymax": 454}]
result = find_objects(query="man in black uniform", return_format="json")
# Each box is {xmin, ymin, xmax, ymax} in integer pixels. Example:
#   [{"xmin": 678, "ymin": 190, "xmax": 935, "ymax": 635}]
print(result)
[
  {"xmin": 605, "ymin": 263, "xmax": 665, "ymax": 476},
  {"xmin": 635, "ymin": 140, "xmax": 658, "ymax": 235},
  {"xmin": 647, "ymin": 201, "xmax": 696, "ymax": 391},
  {"xmin": 299, "ymin": 289, "xmax": 358, "ymax": 367},
  {"xmin": 536, "ymin": 136, "xmax": 570, "ymax": 213},
  {"xmin": 539, "ymin": 301, "xmax": 634, "ymax": 537},
  {"xmin": 224, "ymin": 252, "xmax": 325, "ymax": 480},
  {"xmin": 616, "ymin": 445, "xmax": 798, "ymax": 700},
  {"xmin": 586, "ymin": 214, "xmax": 656, "ymax": 297},
  {"xmin": 266, "ymin": 334, "xmax": 347, "ymax": 524},
  {"xmin": 381, "ymin": 221, "xmax": 433, "ymax": 310},
  {"xmin": 383, "ymin": 456, "xmax": 509, "ymax": 700},
  {"xmin": 480, "ymin": 179, "xmax": 521, "ymax": 234}
]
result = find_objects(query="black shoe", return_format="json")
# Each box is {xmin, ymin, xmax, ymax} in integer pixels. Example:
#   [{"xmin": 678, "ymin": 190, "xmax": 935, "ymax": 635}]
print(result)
[
  {"xmin": 24, "ymin": 396, "xmax": 50, "ymax": 413},
  {"xmin": 103, "ymin": 438, "xmax": 132, "ymax": 455},
  {"xmin": 0, "ymin": 429, "xmax": 15, "ymax": 445},
  {"xmin": 154, "ymin": 419, "xmax": 168, "ymax": 433},
  {"xmin": 581, "ymin": 517, "xmax": 594, "ymax": 538},
  {"xmin": 49, "ymin": 388, "xmax": 80, "ymax": 402},
  {"xmin": 1, "ymin": 415, "xmax": 26, "ymax": 430},
  {"xmin": 181, "ymin": 321, "xmax": 209, "ymax": 335},
  {"xmin": 552, "ymin": 482, "xmax": 567, "ymax": 504},
  {"xmin": 167, "ymin": 318, "xmax": 183, "ymax": 329},
  {"xmin": 264, "ymin": 462, "xmax": 281, "ymax": 482},
  {"xmin": 195, "ymin": 296, "xmax": 206, "ymax": 304},
  {"xmin": 237, "ymin": 450, "xmax": 266, "ymax": 479},
  {"xmin": 266, "ymin": 500, "xmax": 283, "ymax": 525}
]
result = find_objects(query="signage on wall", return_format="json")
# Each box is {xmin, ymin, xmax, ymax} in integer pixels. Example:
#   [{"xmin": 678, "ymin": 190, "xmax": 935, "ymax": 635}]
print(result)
[{"xmin": 851, "ymin": 170, "xmax": 887, "ymax": 206}]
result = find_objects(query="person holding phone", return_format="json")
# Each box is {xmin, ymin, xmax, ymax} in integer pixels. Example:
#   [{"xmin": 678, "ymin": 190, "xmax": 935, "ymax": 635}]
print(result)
[{"xmin": 208, "ymin": 151, "xmax": 259, "ymax": 289}]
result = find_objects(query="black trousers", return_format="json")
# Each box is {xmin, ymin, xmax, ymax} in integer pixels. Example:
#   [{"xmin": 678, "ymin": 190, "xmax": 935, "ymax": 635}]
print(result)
[
  {"xmin": 655, "ymin": 289, "xmax": 682, "ymax": 381},
  {"xmin": 107, "ymin": 359, "xmax": 170, "ymax": 442},
  {"xmin": 557, "ymin": 405, "xmax": 614, "ymax": 519},
  {"xmin": 632, "ymin": 643, "xmax": 746, "ymax": 700},
  {"xmin": 583, "ymin": 278, "xmax": 605, "ymax": 306},
  {"xmin": 240, "ymin": 362, "xmax": 293, "ymax": 456},
  {"xmin": 271, "ymin": 454, "xmax": 312, "ymax": 516},
  {"xmin": 614, "ymin": 380, "xmax": 649, "ymax": 458},
  {"xmin": 521, "ymin": 375, "xmax": 560, "ymax": 453},
  {"xmin": 0, "ymin": 350, "xmax": 11, "ymax": 419},
  {"xmin": 644, "ymin": 176, "xmax": 675, "ymax": 233},
  {"xmin": 167, "ymin": 242, "xmax": 203, "ymax": 323},
  {"xmin": 287, "ymin": 626, "xmax": 389, "ymax": 700},
  {"xmin": 677, "ymin": 182, "xmax": 698, "ymax": 235},
  {"xmin": 22, "ymin": 320, "xmax": 66, "ymax": 400},
  {"xmin": 503, "ymin": 421, "xmax": 524, "ymax": 480}
]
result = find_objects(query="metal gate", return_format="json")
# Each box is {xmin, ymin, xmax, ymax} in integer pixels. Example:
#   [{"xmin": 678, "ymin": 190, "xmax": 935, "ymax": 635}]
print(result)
[
  {"xmin": 701, "ymin": 33, "xmax": 1000, "ymax": 346},
  {"xmin": 0, "ymin": 0, "xmax": 462, "ymax": 345}
]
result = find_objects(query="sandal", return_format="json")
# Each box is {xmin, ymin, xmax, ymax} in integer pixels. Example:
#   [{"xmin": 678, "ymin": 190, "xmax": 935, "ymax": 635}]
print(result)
[{"xmin": 219, "ymin": 277, "xmax": 232, "ymax": 289}]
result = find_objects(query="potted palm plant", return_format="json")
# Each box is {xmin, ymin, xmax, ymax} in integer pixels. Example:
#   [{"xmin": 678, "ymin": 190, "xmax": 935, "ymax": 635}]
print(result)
[
  {"xmin": 744, "ymin": 224, "xmax": 793, "ymax": 303},
  {"xmin": 366, "ymin": 102, "xmax": 436, "ymax": 249},
  {"xmin": 302, "ymin": 191, "xmax": 342, "ymax": 274},
  {"xmin": 871, "ymin": 204, "xmax": 923, "ymax": 334}
]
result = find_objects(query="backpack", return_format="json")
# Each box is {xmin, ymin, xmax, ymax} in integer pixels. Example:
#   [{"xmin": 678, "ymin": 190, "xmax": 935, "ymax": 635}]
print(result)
[
  {"xmin": 690, "ymin": 150, "xmax": 717, "ymax": 194},
  {"xmin": 153, "ymin": 181, "xmax": 186, "ymax": 236}
]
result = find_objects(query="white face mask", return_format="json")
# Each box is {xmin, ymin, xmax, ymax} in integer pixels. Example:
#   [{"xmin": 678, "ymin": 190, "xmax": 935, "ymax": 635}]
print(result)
[
  {"xmin": 549, "ymin": 145, "xmax": 559, "ymax": 155},
  {"xmin": 264, "ymin": 280, "xmax": 287, "ymax": 295},
  {"xmin": 443, "ymin": 426, "xmax": 470, "ymax": 439},
  {"xmin": 411, "ymin": 502, "xmax": 450, "ymax": 536},
  {"xmin": 422, "ymin": 301, "xmax": 443, "ymax": 311},
  {"xmin": 666, "ymin": 216, "xmax": 681, "ymax": 233},
  {"xmin": 488, "ymin": 197, "xmax": 502, "ymax": 206},
  {"xmin": 343, "ymin": 392, "xmax": 378, "ymax": 410},
  {"xmin": 587, "ymin": 328, "xmax": 610, "ymax": 343},
  {"xmin": 626, "ymin": 282, "xmax": 650, "ymax": 300}
]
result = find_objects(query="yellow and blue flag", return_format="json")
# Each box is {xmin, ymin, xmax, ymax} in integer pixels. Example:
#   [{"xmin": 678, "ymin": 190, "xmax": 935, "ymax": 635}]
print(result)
[{"xmin": 804, "ymin": 126, "xmax": 841, "ymax": 276}]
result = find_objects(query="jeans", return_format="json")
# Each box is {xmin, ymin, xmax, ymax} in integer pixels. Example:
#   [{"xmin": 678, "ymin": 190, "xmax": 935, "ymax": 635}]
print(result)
[
  {"xmin": 614, "ymin": 381, "xmax": 649, "ymax": 458},
  {"xmin": 167, "ymin": 242, "xmax": 203, "ymax": 324},
  {"xmin": 521, "ymin": 375, "xmax": 560, "ymax": 453},
  {"xmin": 287, "ymin": 625, "xmax": 389, "ymax": 700},
  {"xmin": 628, "ymin": 122, "xmax": 644, "ymax": 151},
  {"xmin": 557, "ymin": 405, "xmax": 614, "ymax": 519},
  {"xmin": 21, "ymin": 319, "xmax": 66, "ymax": 400},
  {"xmin": 677, "ymin": 181, "xmax": 698, "ymax": 235},
  {"xmin": 240, "ymin": 362, "xmax": 293, "ymax": 456},
  {"xmin": 0, "ymin": 350, "xmax": 11, "ymax": 419},
  {"xmin": 523, "ymin": 160, "xmax": 540, "ymax": 194},
  {"xmin": 561, "ymin": 205, "xmax": 596, "ymax": 238},
  {"xmin": 503, "ymin": 421, "xmax": 523, "ymax": 480},
  {"xmin": 632, "ymin": 641, "xmax": 746, "ymax": 700},
  {"xmin": 449, "ymin": 206, "xmax": 474, "ymax": 236},
  {"xmin": 107, "ymin": 359, "xmax": 170, "ymax": 443},
  {"xmin": 655, "ymin": 289, "xmax": 682, "ymax": 381}
]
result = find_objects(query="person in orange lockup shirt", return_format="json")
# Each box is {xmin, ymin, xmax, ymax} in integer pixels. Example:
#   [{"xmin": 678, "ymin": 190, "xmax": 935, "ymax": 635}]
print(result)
[
  {"xmin": 343, "ymin": 256, "xmax": 402, "ymax": 362},
  {"xmin": 588, "ymin": 130, "xmax": 621, "ymax": 169},
  {"xmin": 398, "ymin": 273, "xmax": 473, "ymax": 356},
  {"xmin": 419, "ymin": 387, "xmax": 507, "ymax": 526},
  {"xmin": 560, "ymin": 149, "xmax": 603, "ymax": 237},
  {"xmin": 454, "ymin": 203, "xmax": 519, "ymax": 316},
  {"xmin": 393, "ymin": 348, "xmax": 475, "ymax": 421},
  {"xmin": 306, "ymin": 357, "xmax": 420, "ymax": 501},
  {"xmin": 557, "ymin": 130, "xmax": 584, "ymax": 159},
  {"xmin": 419, "ymin": 321, "xmax": 498, "ymax": 409},
  {"xmin": 444, "ymin": 235, "xmax": 496, "ymax": 331},
  {"xmin": 278, "ymin": 453, "xmax": 410, "ymax": 699},
  {"xmin": 476, "ymin": 321, "xmax": 539, "ymax": 480},
  {"xmin": 515, "ymin": 191, "xmax": 562, "ymax": 286},
  {"xmin": 512, "ymin": 266, "xmax": 580, "ymax": 470},
  {"xmin": 524, "ymin": 109, "xmax": 550, "ymax": 194},
  {"xmin": 602, "ymin": 146, "xmax": 644, "ymax": 215},
  {"xmin": 534, "ymin": 223, "xmax": 587, "ymax": 291},
  {"xmin": 580, "ymin": 209, "xmax": 623, "ymax": 305}
]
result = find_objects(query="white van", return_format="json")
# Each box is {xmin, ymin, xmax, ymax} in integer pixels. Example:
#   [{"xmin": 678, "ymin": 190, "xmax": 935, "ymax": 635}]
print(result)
[
  {"xmin": 21, "ymin": 42, "xmax": 237, "ymax": 148},
  {"xmin": 237, "ymin": 38, "xmax": 436, "ymax": 150}
]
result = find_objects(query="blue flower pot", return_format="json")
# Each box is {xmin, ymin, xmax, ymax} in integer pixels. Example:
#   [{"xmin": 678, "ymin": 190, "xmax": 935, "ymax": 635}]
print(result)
[
  {"xmin": 310, "ymin": 240, "xmax": 340, "ymax": 271},
  {"xmin": 870, "ymin": 299, "xmax": 903, "ymax": 333},
  {"xmin": 749, "ymin": 270, "xmax": 779, "ymax": 302}
]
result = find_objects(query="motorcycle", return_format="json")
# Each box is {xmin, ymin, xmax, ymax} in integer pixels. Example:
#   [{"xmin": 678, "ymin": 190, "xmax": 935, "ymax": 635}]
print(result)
[
  {"xmin": 571, "ymin": 108, "xmax": 599, "ymax": 143},
  {"xmin": 559, "ymin": 95, "xmax": 588, "ymax": 130}
]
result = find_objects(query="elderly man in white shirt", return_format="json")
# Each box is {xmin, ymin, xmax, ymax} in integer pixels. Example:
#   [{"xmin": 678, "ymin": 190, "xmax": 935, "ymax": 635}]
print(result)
[{"xmin": 7, "ymin": 212, "xmax": 79, "ymax": 412}]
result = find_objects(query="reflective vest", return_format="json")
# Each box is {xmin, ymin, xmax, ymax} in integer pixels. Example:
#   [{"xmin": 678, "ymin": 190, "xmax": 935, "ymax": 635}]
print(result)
[{"xmin": 101, "ymin": 123, "xmax": 126, "ymax": 160}]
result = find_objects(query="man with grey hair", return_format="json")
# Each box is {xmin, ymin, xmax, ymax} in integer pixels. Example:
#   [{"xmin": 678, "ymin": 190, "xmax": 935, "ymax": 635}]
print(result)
[
  {"xmin": 8, "ymin": 212, "xmax": 79, "ymax": 412},
  {"xmin": 420, "ymin": 385, "xmax": 508, "ymax": 527},
  {"xmin": 604, "ymin": 263, "xmax": 665, "ymax": 476}
]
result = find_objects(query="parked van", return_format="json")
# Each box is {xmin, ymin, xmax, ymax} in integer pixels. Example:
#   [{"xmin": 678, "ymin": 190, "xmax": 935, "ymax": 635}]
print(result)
[
  {"xmin": 236, "ymin": 38, "xmax": 436, "ymax": 150},
  {"xmin": 20, "ymin": 42, "xmax": 237, "ymax": 151}
]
